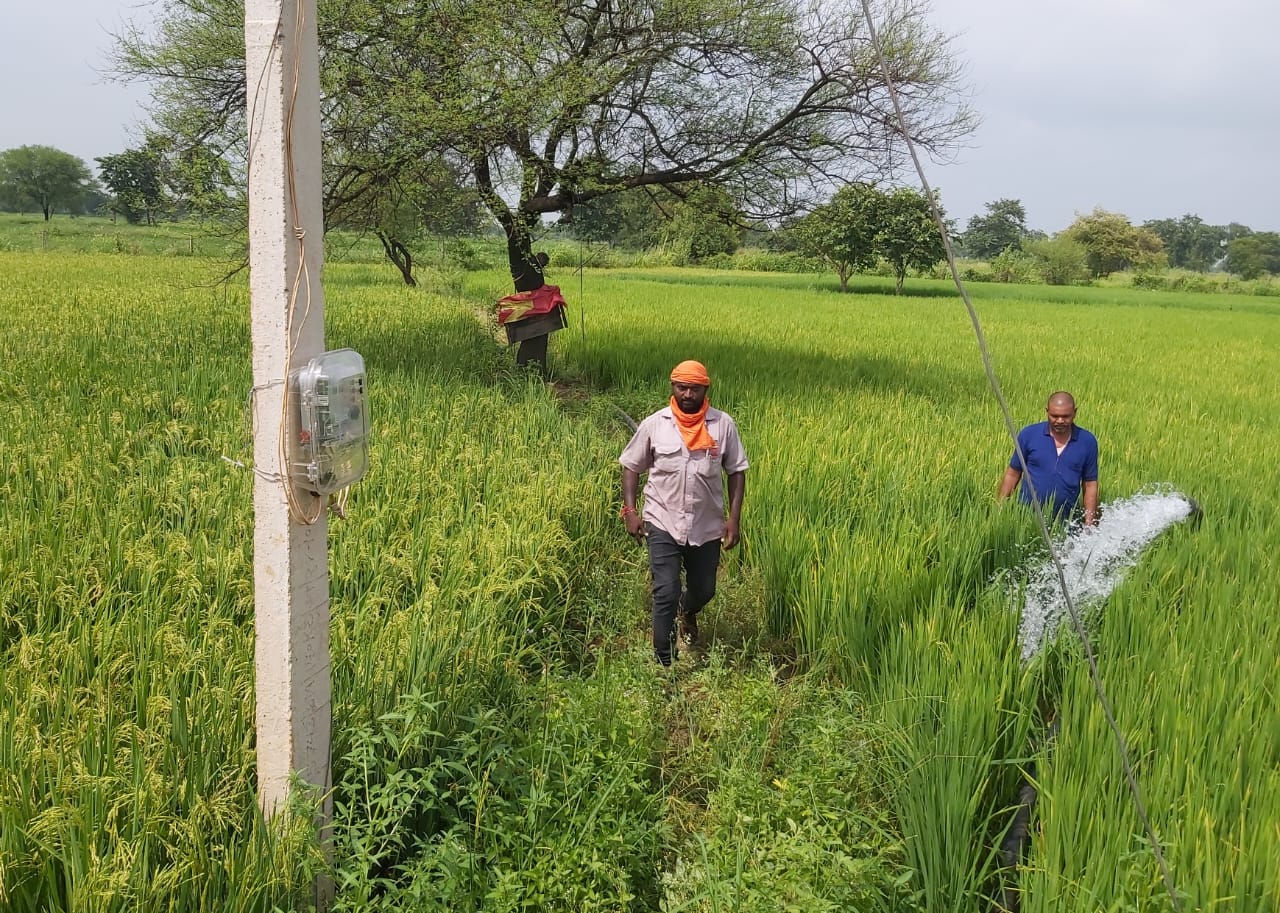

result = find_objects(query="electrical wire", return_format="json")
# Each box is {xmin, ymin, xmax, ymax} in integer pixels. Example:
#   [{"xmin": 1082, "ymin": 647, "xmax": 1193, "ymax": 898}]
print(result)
[
  {"xmin": 245, "ymin": 0, "xmax": 361, "ymax": 526},
  {"xmin": 278, "ymin": 0, "xmax": 326, "ymax": 526},
  {"xmin": 855, "ymin": 3, "xmax": 1183, "ymax": 909}
]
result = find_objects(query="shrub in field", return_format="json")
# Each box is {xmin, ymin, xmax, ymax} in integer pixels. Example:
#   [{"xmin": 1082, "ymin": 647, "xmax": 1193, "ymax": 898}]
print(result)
[
  {"xmin": 547, "ymin": 242, "xmax": 625, "ymax": 270},
  {"xmin": 731, "ymin": 248, "xmax": 823, "ymax": 273},
  {"xmin": 989, "ymin": 245, "xmax": 1039, "ymax": 284},
  {"xmin": 1024, "ymin": 236, "xmax": 1089, "ymax": 285},
  {"xmin": 699, "ymin": 252, "xmax": 737, "ymax": 271},
  {"xmin": 659, "ymin": 655, "xmax": 913, "ymax": 913},
  {"xmin": 330, "ymin": 668, "xmax": 664, "ymax": 911},
  {"xmin": 1062, "ymin": 208, "xmax": 1166, "ymax": 277}
]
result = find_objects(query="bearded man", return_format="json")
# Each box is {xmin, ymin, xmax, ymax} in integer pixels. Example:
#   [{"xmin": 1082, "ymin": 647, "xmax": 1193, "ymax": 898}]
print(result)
[{"xmin": 619, "ymin": 360, "xmax": 748, "ymax": 666}]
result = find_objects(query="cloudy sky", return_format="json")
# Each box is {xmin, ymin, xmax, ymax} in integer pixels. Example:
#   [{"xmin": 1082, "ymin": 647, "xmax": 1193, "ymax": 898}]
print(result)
[{"xmin": 3, "ymin": 0, "xmax": 1277, "ymax": 234}]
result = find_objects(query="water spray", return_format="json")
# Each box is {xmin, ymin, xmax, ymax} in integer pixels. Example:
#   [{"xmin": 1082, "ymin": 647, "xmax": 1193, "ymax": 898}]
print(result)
[
  {"xmin": 1016, "ymin": 490, "xmax": 1201, "ymax": 660},
  {"xmin": 997, "ymin": 489, "xmax": 1200, "ymax": 912}
]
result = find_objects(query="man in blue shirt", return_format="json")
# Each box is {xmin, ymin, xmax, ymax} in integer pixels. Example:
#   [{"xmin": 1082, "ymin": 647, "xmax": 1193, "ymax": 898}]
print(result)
[{"xmin": 999, "ymin": 391, "xmax": 1099, "ymax": 526}]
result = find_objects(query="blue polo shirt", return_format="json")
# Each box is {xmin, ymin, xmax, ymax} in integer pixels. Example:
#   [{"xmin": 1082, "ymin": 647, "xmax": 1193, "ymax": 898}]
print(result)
[{"xmin": 1009, "ymin": 422, "xmax": 1098, "ymax": 520}]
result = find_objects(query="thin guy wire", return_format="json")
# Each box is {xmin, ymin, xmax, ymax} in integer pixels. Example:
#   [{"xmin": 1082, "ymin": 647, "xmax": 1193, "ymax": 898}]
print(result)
[{"xmin": 855, "ymin": 3, "xmax": 1183, "ymax": 910}]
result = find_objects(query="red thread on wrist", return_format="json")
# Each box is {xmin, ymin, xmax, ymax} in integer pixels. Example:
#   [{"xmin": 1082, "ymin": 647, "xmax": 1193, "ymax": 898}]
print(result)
[{"xmin": 621, "ymin": 505, "xmax": 636, "ymax": 519}]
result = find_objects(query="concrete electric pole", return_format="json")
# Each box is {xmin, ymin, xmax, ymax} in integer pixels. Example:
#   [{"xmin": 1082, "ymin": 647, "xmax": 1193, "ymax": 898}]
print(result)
[{"xmin": 244, "ymin": 0, "xmax": 331, "ymax": 838}]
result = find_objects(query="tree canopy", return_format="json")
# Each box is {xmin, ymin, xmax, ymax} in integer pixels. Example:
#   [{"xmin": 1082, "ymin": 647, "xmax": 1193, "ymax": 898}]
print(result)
[
  {"xmin": 961, "ymin": 198, "xmax": 1028, "ymax": 260},
  {"xmin": 1061, "ymin": 208, "xmax": 1165, "ymax": 277},
  {"xmin": 1141, "ymin": 215, "xmax": 1227, "ymax": 272},
  {"xmin": 1225, "ymin": 231, "xmax": 1280, "ymax": 280},
  {"xmin": 875, "ymin": 186, "xmax": 947, "ymax": 293},
  {"xmin": 97, "ymin": 142, "xmax": 171, "ymax": 225},
  {"xmin": 0, "ymin": 146, "xmax": 99, "ymax": 220},
  {"xmin": 790, "ymin": 183, "xmax": 883, "ymax": 292},
  {"xmin": 791, "ymin": 182, "xmax": 945, "ymax": 294},
  {"xmin": 114, "ymin": 0, "xmax": 974, "ymax": 284}
]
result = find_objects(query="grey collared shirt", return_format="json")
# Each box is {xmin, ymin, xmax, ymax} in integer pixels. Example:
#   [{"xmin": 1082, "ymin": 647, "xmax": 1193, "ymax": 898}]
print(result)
[{"xmin": 619, "ymin": 406, "xmax": 749, "ymax": 546}]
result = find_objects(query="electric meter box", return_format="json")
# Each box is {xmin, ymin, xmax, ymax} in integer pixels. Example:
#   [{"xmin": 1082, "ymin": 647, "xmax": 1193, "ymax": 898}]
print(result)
[{"xmin": 289, "ymin": 348, "xmax": 370, "ymax": 496}]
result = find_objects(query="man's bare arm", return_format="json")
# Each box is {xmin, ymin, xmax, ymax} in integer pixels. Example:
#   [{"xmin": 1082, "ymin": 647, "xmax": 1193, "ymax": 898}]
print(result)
[
  {"xmin": 998, "ymin": 467, "xmax": 1021, "ymax": 500},
  {"xmin": 1082, "ymin": 480, "xmax": 1099, "ymax": 526}
]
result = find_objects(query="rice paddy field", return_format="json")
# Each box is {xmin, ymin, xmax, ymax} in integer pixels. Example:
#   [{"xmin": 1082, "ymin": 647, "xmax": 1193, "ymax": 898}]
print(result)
[{"xmin": 2, "ymin": 222, "xmax": 1278, "ymax": 911}]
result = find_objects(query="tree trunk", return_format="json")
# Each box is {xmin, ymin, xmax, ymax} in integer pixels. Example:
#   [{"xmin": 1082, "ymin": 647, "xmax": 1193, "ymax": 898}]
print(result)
[
  {"xmin": 503, "ymin": 217, "xmax": 545, "ymax": 293},
  {"xmin": 894, "ymin": 272, "xmax": 905, "ymax": 295},
  {"xmin": 42, "ymin": 204, "xmax": 51, "ymax": 221},
  {"xmin": 375, "ymin": 231, "xmax": 417, "ymax": 286},
  {"xmin": 472, "ymin": 157, "xmax": 543, "ymax": 294}
]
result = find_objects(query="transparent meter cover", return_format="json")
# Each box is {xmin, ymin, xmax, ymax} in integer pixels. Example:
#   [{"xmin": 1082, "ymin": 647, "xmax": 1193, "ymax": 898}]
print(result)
[{"xmin": 290, "ymin": 348, "xmax": 370, "ymax": 495}]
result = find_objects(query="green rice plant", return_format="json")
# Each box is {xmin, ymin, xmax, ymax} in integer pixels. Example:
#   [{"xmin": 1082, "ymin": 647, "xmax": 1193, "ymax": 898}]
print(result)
[
  {"xmin": 541, "ymin": 264, "xmax": 1280, "ymax": 910},
  {"xmin": 0, "ymin": 251, "xmax": 660, "ymax": 910},
  {"xmin": 5, "ymin": 246, "xmax": 1278, "ymax": 911}
]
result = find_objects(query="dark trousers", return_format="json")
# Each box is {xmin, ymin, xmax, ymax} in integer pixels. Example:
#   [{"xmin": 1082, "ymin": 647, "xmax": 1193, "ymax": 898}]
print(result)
[
  {"xmin": 646, "ymin": 524, "xmax": 720, "ymax": 665},
  {"xmin": 515, "ymin": 333, "xmax": 549, "ymax": 373}
]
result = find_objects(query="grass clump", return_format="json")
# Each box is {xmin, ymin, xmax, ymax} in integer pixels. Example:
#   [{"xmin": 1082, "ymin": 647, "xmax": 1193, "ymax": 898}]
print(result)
[{"xmin": 658, "ymin": 652, "xmax": 911, "ymax": 912}]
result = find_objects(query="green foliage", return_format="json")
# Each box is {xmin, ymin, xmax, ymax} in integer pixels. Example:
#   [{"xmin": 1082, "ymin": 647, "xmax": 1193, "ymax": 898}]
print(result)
[
  {"xmin": 872, "ymin": 592, "xmax": 1037, "ymax": 911},
  {"xmin": 988, "ymin": 245, "xmax": 1038, "ymax": 283},
  {"xmin": 660, "ymin": 655, "xmax": 912, "ymax": 912},
  {"xmin": 0, "ymin": 145, "xmax": 100, "ymax": 220},
  {"xmin": 568, "ymin": 186, "xmax": 667, "ymax": 251},
  {"xmin": 876, "ymin": 186, "xmax": 948, "ymax": 295},
  {"xmin": 1062, "ymin": 208, "xmax": 1166, "ymax": 277},
  {"xmin": 115, "ymin": 0, "xmax": 973, "ymax": 268},
  {"xmin": 331, "ymin": 668, "xmax": 663, "ymax": 911},
  {"xmin": 794, "ymin": 184, "xmax": 945, "ymax": 294},
  {"xmin": 97, "ymin": 141, "xmax": 172, "ymax": 225},
  {"xmin": 792, "ymin": 183, "xmax": 884, "ymax": 292},
  {"xmin": 657, "ymin": 185, "xmax": 745, "ymax": 265},
  {"xmin": 728, "ymin": 248, "xmax": 823, "ymax": 274},
  {"xmin": 961, "ymin": 198, "xmax": 1029, "ymax": 260},
  {"xmin": 1022, "ymin": 236, "xmax": 1089, "ymax": 285},
  {"xmin": 1225, "ymin": 231, "xmax": 1280, "ymax": 279},
  {"xmin": 1141, "ymin": 214, "xmax": 1227, "ymax": 272}
]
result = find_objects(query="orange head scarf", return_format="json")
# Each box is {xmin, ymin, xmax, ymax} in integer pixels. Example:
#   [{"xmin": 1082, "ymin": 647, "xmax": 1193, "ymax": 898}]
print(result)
[
  {"xmin": 670, "ymin": 360, "xmax": 711, "ymax": 386},
  {"xmin": 669, "ymin": 361, "xmax": 716, "ymax": 452}
]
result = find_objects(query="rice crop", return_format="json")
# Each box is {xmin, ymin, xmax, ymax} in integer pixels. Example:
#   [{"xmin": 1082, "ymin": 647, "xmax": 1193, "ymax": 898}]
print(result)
[
  {"xmin": 3, "ymin": 244, "xmax": 1276, "ymax": 911},
  {"xmin": 540, "ymin": 266, "xmax": 1280, "ymax": 911},
  {"xmin": 0, "ymin": 251, "xmax": 659, "ymax": 909}
]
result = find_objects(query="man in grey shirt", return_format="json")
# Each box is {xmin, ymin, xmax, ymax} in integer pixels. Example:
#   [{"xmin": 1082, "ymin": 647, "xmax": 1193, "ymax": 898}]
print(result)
[{"xmin": 619, "ymin": 360, "xmax": 748, "ymax": 666}]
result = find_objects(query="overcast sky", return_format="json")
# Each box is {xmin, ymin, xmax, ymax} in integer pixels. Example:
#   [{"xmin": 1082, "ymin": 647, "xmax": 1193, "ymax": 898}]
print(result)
[{"xmin": 3, "ymin": 0, "xmax": 1277, "ymax": 234}]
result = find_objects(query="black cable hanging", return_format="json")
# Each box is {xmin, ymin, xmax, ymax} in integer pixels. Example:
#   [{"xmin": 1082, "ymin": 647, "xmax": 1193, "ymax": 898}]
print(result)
[{"xmin": 854, "ymin": 2, "xmax": 1183, "ymax": 909}]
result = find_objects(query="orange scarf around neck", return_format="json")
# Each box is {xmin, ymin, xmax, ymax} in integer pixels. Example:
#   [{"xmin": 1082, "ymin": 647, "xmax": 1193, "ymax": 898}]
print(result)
[{"xmin": 670, "ymin": 397, "xmax": 717, "ymax": 452}]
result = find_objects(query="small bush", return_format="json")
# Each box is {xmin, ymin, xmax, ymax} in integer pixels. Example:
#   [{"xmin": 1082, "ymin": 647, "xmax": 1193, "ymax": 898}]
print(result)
[
  {"xmin": 1024, "ymin": 236, "xmax": 1088, "ymax": 285},
  {"xmin": 445, "ymin": 239, "xmax": 499, "ymax": 272},
  {"xmin": 989, "ymin": 246, "xmax": 1038, "ymax": 284},
  {"xmin": 699, "ymin": 252, "xmax": 736, "ymax": 271},
  {"xmin": 732, "ymin": 248, "xmax": 823, "ymax": 273},
  {"xmin": 1130, "ymin": 272, "xmax": 1167, "ymax": 290},
  {"xmin": 961, "ymin": 266, "xmax": 995, "ymax": 283},
  {"xmin": 659, "ymin": 656, "xmax": 909, "ymax": 912}
]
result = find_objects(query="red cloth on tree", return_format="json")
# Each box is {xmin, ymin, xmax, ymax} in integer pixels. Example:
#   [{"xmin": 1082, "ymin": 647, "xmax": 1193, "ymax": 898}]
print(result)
[{"xmin": 497, "ymin": 284, "xmax": 567, "ymax": 325}]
